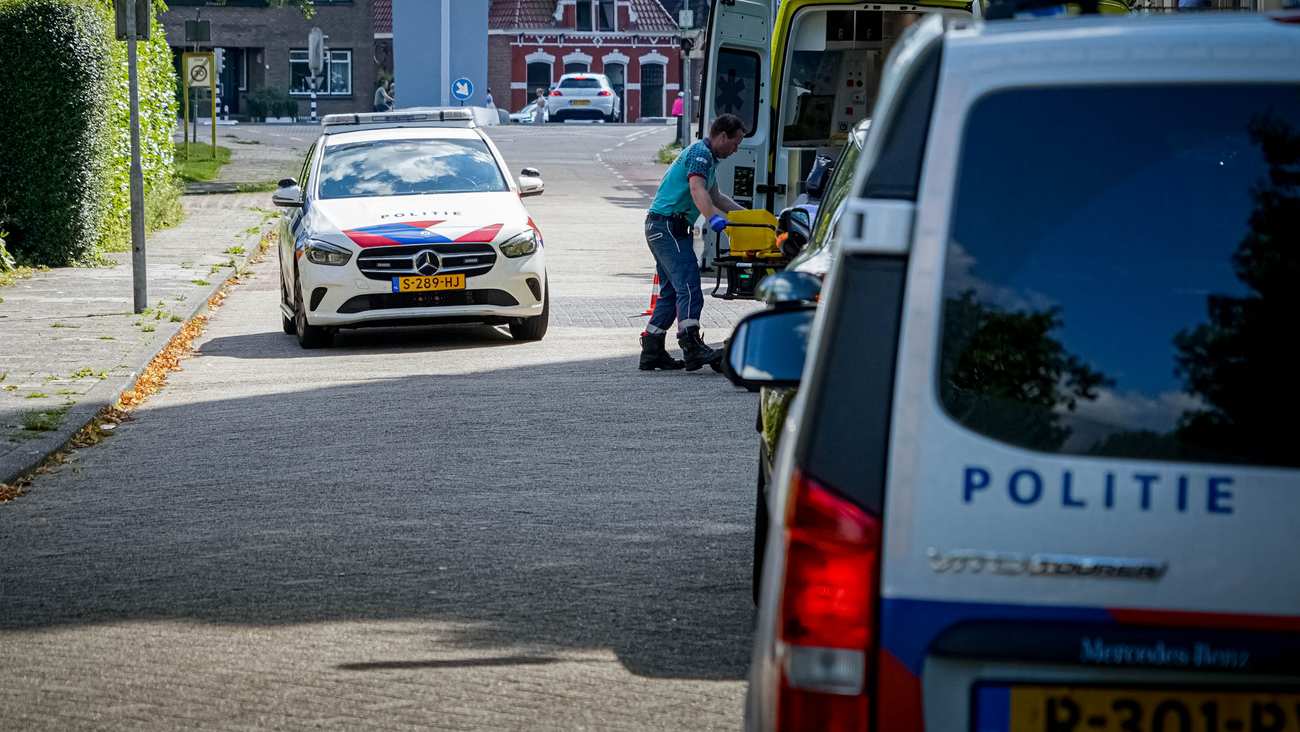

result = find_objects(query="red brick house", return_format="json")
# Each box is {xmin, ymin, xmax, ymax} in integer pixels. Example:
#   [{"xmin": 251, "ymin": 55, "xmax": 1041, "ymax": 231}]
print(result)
[{"xmin": 488, "ymin": 0, "xmax": 684, "ymax": 121}]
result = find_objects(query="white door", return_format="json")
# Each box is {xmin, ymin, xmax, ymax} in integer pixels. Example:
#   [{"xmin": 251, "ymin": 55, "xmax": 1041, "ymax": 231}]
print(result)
[{"xmin": 700, "ymin": 0, "xmax": 770, "ymax": 211}]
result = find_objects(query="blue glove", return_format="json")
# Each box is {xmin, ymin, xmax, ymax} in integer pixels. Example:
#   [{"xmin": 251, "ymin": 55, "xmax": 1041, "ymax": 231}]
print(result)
[{"xmin": 708, "ymin": 214, "xmax": 728, "ymax": 233}]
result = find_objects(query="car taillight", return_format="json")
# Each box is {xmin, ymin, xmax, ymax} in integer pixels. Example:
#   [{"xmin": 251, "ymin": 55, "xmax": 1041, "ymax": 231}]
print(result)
[
  {"xmin": 597, "ymin": 90, "xmax": 612, "ymax": 97},
  {"xmin": 550, "ymin": 90, "xmax": 563, "ymax": 96},
  {"xmin": 777, "ymin": 470, "xmax": 881, "ymax": 732}
]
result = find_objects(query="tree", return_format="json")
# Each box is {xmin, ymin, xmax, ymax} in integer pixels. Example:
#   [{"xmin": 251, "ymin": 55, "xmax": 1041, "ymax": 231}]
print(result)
[
  {"xmin": 940, "ymin": 291, "xmax": 1112, "ymax": 452},
  {"xmin": 1172, "ymin": 113, "xmax": 1300, "ymax": 467}
]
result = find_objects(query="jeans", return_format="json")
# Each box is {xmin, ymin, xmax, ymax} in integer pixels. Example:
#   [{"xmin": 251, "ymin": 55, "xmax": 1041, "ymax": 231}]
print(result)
[{"xmin": 644, "ymin": 215, "xmax": 702, "ymax": 334}]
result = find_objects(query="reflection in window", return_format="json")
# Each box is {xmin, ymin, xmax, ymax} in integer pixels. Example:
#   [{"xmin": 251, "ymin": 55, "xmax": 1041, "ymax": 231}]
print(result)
[
  {"xmin": 317, "ymin": 139, "xmax": 508, "ymax": 199},
  {"xmin": 939, "ymin": 84, "xmax": 1300, "ymax": 468},
  {"xmin": 712, "ymin": 49, "xmax": 759, "ymax": 138},
  {"xmin": 289, "ymin": 48, "xmax": 352, "ymax": 96}
]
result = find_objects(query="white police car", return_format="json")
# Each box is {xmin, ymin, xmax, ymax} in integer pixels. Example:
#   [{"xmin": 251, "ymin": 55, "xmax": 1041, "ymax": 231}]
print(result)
[
  {"xmin": 724, "ymin": 9, "xmax": 1300, "ymax": 731},
  {"xmin": 272, "ymin": 109, "xmax": 548, "ymax": 348}
]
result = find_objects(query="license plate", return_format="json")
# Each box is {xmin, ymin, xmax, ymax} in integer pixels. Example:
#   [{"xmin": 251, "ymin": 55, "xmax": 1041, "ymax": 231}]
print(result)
[
  {"xmin": 392, "ymin": 274, "xmax": 465, "ymax": 293},
  {"xmin": 975, "ymin": 685, "xmax": 1300, "ymax": 732},
  {"xmin": 571, "ymin": 99, "xmax": 590, "ymax": 106}
]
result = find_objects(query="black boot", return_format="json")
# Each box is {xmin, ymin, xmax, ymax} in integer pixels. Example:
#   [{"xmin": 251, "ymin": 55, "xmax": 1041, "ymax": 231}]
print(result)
[
  {"xmin": 639, "ymin": 331, "xmax": 684, "ymax": 371},
  {"xmin": 677, "ymin": 326, "xmax": 719, "ymax": 372}
]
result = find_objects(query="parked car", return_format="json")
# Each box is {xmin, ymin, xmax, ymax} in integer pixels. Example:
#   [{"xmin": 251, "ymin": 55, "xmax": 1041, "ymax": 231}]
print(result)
[
  {"xmin": 272, "ymin": 108, "xmax": 548, "ymax": 348},
  {"xmin": 748, "ymin": 118, "xmax": 871, "ymax": 604},
  {"xmin": 726, "ymin": 10, "xmax": 1300, "ymax": 730},
  {"xmin": 510, "ymin": 100, "xmax": 549, "ymax": 124},
  {"xmin": 547, "ymin": 73, "xmax": 620, "ymax": 123}
]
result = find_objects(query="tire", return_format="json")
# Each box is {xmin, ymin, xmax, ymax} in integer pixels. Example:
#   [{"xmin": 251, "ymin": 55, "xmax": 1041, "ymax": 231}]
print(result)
[
  {"xmin": 753, "ymin": 444, "xmax": 770, "ymax": 606},
  {"xmin": 508, "ymin": 286, "xmax": 549, "ymax": 341},
  {"xmin": 293, "ymin": 278, "xmax": 331, "ymax": 349},
  {"xmin": 603, "ymin": 112, "xmax": 615, "ymax": 123},
  {"xmin": 280, "ymin": 269, "xmax": 296, "ymax": 335}
]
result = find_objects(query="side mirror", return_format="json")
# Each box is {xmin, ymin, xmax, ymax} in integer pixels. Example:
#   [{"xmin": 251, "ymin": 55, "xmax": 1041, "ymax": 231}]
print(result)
[
  {"xmin": 518, "ymin": 169, "xmax": 544, "ymax": 198},
  {"xmin": 272, "ymin": 179, "xmax": 303, "ymax": 208},
  {"xmin": 755, "ymin": 270, "xmax": 822, "ymax": 306},
  {"xmin": 723, "ymin": 306, "xmax": 817, "ymax": 389},
  {"xmin": 776, "ymin": 207, "xmax": 812, "ymax": 257}
]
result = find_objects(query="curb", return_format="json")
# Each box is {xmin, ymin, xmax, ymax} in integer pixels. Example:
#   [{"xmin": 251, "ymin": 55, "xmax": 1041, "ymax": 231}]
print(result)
[{"xmin": 0, "ymin": 224, "xmax": 275, "ymax": 490}]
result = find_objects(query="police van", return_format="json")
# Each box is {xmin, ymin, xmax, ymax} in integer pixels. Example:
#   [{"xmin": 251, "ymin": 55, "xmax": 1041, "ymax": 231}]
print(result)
[{"xmin": 723, "ymin": 9, "xmax": 1300, "ymax": 731}]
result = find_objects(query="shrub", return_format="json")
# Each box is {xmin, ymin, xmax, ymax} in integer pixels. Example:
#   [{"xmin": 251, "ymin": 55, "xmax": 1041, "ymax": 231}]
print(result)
[
  {"xmin": 246, "ymin": 87, "xmax": 280, "ymax": 121},
  {"xmin": 277, "ymin": 94, "xmax": 299, "ymax": 120},
  {"xmin": 0, "ymin": 0, "xmax": 110, "ymax": 265},
  {"xmin": 0, "ymin": 0, "xmax": 178, "ymax": 266}
]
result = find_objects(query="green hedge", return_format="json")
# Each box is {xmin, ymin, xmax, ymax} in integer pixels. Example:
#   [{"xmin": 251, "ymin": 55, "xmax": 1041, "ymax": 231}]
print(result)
[{"xmin": 0, "ymin": 0, "xmax": 179, "ymax": 267}]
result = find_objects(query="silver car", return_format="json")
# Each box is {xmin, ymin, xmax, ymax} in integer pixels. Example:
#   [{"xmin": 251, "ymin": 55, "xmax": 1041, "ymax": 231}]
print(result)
[{"xmin": 547, "ymin": 73, "xmax": 620, "ymax": 123}]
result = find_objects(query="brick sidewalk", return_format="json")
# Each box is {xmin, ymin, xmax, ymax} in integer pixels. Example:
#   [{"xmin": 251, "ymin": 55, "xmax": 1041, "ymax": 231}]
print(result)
[{"xmin": 0, "ymin": 193, "xmax": 273, "ymax": 485}]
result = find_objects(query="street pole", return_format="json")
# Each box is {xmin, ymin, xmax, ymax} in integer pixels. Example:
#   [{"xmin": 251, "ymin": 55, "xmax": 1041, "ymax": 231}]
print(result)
[{"xmin": 126, "ymin": 0, "xmax": 147, "ymax": 313}]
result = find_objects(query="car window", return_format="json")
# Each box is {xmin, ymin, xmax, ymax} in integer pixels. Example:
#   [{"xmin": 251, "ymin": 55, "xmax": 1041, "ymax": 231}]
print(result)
[
  {"xmin": 940, "ymin": 84, "xmax": 1300, "ymax": 468},
  {"xmin": 801, "ymin": 128, "xmax": 865, "ymax": 259},
  {"xmin": 560, "ymin": 78, "xmax": 602, "ymax": 89},
  {"xmin": 317, "ymin": 138, "xmax": 508, "ymax": 199},
  {"xmin": 300, "ymin": 142, "xmax": 316, "ymax": 191},
  {"xmin": 712, "ymin": 48, "xmax": 760, "ymax": 138}
]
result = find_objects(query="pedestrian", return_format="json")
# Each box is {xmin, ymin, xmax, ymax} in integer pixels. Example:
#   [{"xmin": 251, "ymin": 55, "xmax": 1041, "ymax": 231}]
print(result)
[
  {"xmin": 484, "ymin": 87, "xmax": 495, "ymax": 111},
  {"xmin": 532, "ymin": 87, "xmax": 547, "ymax": 125},
  {"xmin": 639, "ymin": 113, "xmax": 747, "ymax": 372},
  {"xmin": 386, "ymin": 80, "xmax": 395, "ymax": 110},
  {"xmin": 671, "ymin": 91, "xmax": 685, "ymax": 141},
  {"xmin": 373, "ymin": 80, "xmax": 392, "ymax": 112}
]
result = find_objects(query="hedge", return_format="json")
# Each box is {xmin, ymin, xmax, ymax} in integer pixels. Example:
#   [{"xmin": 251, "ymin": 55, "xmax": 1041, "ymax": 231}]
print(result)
[{"xmin": 0, "ymin": 0, "xmax": 179, "ymax": 267}]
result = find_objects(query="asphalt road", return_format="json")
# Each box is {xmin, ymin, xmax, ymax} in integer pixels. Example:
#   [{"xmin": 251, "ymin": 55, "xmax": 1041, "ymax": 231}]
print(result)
[{"xmin": 0, "ymin": 124, "xmax": 762, "ymax": 730}]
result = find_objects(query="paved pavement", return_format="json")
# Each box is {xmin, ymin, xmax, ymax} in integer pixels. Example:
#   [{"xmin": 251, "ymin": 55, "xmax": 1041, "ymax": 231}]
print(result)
[
  {"xmin": 0, "ymin": 194, "xmax": 273, "ymax": 485},
  {"xmin": 0, "ymin": 124, "xmax": 762, "ymax": 729},
  {"xmin": 178, "ymin": 123, "xmax": 316, "ymax": 190}
]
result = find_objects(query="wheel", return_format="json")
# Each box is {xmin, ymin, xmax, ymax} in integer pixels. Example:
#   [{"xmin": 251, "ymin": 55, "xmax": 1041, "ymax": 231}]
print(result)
[
  {"xmin": 508, "ymin": 286, "xmax": 549, "ymax": 341},
  {"xmin": 753, "ymin": 444, "xmax": 770, "ymax": 606},
  {"xmin": 603, "ymin": 112, "xmax": 615, "ymax": 123},
  {"xmin": 293, "ymin": 277, "xmax": 331, "ymax": 349}
]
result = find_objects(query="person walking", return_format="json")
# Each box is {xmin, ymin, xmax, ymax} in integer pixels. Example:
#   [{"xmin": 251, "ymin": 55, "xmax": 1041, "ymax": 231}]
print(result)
[
  {"xmin": 671, "ymin": 92, "xmax": 685, "ymax": 143},
  {"xmin": 639, "ymin": 113, "xmax": 747, "ymax": 371},
  {"xmin": 484, "ymin": 87, "xmax": 496, "ymax": 111},
  {"xmin": 373, "ymin": 80, "xmax": 393, "ymax": 112},
  {"xmin": 532, "ymin": 87, "xmax": 547, "ymax": 125}
]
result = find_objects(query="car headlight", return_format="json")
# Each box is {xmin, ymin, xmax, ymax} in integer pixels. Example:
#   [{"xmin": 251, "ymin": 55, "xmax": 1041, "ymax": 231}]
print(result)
[
  {"xmin": 305, "ymin": 240, "xmax": 352, "ymax": 266},
  {"xmin": 499, "ymin": 230, "xmax": 538, "ymax": 258}
]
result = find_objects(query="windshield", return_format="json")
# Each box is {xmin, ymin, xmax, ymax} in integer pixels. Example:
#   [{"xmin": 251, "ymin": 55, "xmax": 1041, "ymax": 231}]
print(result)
[
  {"xmin": 317, "ymin": 138, "xmax": 508, "ymax": 199},
  {"xmin": 940, "ymin": 83, "xmax": 1300, "ymax": 468}
]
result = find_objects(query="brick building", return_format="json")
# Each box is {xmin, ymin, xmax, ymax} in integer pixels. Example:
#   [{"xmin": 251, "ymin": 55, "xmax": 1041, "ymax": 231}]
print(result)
[
  {"xmin": 161, "ymin": 0, "xmax": 385, "ymax": 119},
  {"xmin": 488, "ymin": 0, "xmax": 684, "ymax": 121}
]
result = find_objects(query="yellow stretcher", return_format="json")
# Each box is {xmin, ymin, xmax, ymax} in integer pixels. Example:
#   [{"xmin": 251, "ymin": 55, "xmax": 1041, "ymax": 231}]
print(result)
[{"xmin": 711, "ymin": 209, "xmax": 790, "ymax": 300}]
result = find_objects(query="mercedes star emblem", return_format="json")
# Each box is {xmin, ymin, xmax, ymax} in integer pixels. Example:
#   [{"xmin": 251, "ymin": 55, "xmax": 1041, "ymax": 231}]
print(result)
[{"xmin": 414, "ymin": 250, "xmax": 439, "ymax": 276}]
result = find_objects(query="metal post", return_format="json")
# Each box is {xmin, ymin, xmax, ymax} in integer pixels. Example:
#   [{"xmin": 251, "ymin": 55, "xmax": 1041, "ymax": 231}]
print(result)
[
  {"xmin": 126, "ymin": 0, "xmax": 146, "ymax": 313},
  {"xmin": 309, "ymin": 77, "xmax": 318, "ymax": 123}
]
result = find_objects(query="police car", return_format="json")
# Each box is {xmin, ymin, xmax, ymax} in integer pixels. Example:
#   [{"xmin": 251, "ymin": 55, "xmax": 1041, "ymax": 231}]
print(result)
[
  {"xmin": 724, "ymin": 9, "xmax": 1300, "ymax": 730},
  {"xmin": 272, "ymin": 109, "xmax": 548, "ymax": 348}
]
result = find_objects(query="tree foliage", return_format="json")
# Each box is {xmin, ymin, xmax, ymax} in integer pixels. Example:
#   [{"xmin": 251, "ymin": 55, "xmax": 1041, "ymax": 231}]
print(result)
[
  {"xmin": 940, "ymin": 291, "xmax": 1112, "ymax": 452},
  {"xmin": 0, "ymin": 0, "xmax": 179, "ymax": 266},
  {"xmin": 1172, "ymin": 113, "xmax": 1300, "ymax": 466}
]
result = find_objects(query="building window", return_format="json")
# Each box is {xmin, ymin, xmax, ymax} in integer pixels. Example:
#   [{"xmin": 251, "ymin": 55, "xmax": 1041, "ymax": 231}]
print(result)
[
  {"xmin": 641, "ymin": 63, "xmax": 665, "ymax": 117},
  {"xmin": 527, "ymin": 62, "xmax": 552, "ymax": 96},
  {"xmin": 576, "ymin": 0, "xmax": 593, "ymax": 31},
  {"xmin": 564, "ymin": 62, "xmax": 589, "ymax": 74},
  {"xmin": 289, "ymin": 48, "xmax": 352, "ymax": 96},
  {"xmin": 598, "ymin": 0, "xmax": 616, "ymax": 31}
]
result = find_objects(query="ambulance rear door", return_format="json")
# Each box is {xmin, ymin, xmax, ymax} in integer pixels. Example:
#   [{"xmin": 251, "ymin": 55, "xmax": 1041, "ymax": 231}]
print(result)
[{"xmin": 700, "ymin": 0, "xmax": 772, "ymax": 211}]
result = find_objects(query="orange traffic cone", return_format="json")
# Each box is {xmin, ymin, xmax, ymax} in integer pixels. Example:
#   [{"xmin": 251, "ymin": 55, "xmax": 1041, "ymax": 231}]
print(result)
[{"xmin": 640, "ymin": 274, "xmax": 661, "ymax": 316}]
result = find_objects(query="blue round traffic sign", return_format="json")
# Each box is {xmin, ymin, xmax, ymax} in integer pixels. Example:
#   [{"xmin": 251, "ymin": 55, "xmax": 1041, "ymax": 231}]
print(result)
[{"xmin": 451, "ymin": 77, "xmax": 474, "ymax": 102}]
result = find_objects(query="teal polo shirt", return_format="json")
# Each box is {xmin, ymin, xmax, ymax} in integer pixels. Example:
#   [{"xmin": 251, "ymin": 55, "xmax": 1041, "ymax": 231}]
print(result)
[{"xmin": 648, "ymin": 140, "xmax": 717, "ymax": 220}]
